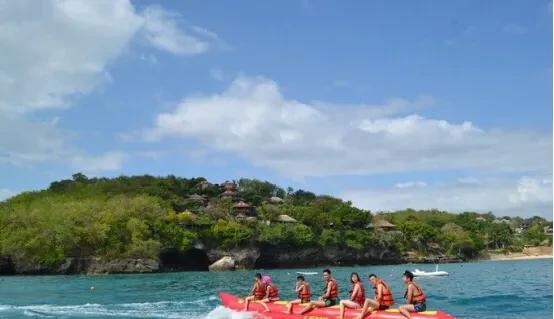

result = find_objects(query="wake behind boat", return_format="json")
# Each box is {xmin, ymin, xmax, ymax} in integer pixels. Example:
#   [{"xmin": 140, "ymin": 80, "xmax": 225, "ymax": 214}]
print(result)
[
  {"xmin": 219, "ymin": 292, "xmax": 456, "ymax": 319},
  {"xmin": 412, "ymin": 265, "xmax": 449, "ymax": 277}
]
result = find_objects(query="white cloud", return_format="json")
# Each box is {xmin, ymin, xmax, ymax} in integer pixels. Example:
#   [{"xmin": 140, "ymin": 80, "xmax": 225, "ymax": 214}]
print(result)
[
  {"xmin": 0, "ymin": 0, "xmax": 143, "ymax": 113},
  {"xmin": 71, "ymin": 151, "xmax": 126, "ymax": 174},
  {"xmin": 147, "ymin": 75, "xmax": 552, "ymax": 177},
  {"xmin": 0, "ymin": 1, "xmax": 216, "ymax": 171},
  {"xmin": 395, "ymin": 181, "xmax": 427, "ymax": 189},
  {"xmin": 141, "ymin": 5, "xmax": 218, "ymax": 55},
  {"xmin": 342, "ymin": 176, "xmax": 553, "ymax": 218}
]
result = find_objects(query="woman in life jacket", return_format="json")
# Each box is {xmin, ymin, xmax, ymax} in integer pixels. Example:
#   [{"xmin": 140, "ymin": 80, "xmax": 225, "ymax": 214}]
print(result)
[
  {"xmin": 399, "ymin": 270, "xmax": 427, "ymax": 319},
  {"xmin": 300, "ymin": 269, "xmax": 340, "ymax": 315},
  {"xmin": 338, "ymin": 272, "xmax": 365, "ymax": 319},
  {"xmin": 243, "ymin": 273, "xmax": 266, "ymax": 311},
  {"xmin": 258, "ymin": 275, "xmax": 280, "ymax": 312},
  {"xmin": 356, "ymin": 274, "xmax": 395, "ymax": 319},
  {"xmin": 285, "ymin": 275, "xmax": 312, "ymax": 314}
]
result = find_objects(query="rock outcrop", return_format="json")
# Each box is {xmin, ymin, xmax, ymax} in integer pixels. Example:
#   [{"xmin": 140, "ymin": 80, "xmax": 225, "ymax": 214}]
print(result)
[
  {"xmin": 207, "ymin": 246, "xmax": 260, "ymax": 269},
  {"xmin": 209, "ymin": 256, "xmax": 236, "ymax": 271},
  {"xmin": 86, "ymin": 258, "xmax": 159, "ymax": 274},
  {"xmin": 0, "ymin": 256, "xmax": 15, "ymax": 275}
]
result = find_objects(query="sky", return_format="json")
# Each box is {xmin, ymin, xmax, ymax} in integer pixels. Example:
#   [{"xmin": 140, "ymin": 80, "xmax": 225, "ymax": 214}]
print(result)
[{"xmin": 0, "ymin": 0, "xmax": 552, "ymax": 218}]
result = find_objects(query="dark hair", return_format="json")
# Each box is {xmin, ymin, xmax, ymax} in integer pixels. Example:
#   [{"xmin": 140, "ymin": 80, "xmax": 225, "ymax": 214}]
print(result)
[
  {"xmin": 297, "ymin": 275, "xmax": 305, "ymax": 281},
  {"xmin": 323, "ymin": 269, "xmax": 331, "ymax": 275},
  {"xmin": 403, "ymin": 270, "xmax": 414, "ymax": 280},
  {"xmin": 368, "ymin": 273, "xmax": 377, "ymax": 279},
  {"xmin": 350, "ymin": 272, "xmax": 361, "ymax": 283},
  {"xmin": 255, "ymin": 273, "xmax": 262, "ymax": 279}
]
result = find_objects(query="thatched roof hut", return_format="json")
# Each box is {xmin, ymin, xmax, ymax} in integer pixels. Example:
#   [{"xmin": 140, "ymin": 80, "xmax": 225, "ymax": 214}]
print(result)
[{"xmin": 272, "ymin": 214, "xmax": 298, "ymax": 223}]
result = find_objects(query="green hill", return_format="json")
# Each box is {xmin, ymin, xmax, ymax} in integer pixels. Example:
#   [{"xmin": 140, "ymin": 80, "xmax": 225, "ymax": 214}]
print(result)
[{"xmin": 0, "ymin": 173, "xmax": 550, "ymax": 274}]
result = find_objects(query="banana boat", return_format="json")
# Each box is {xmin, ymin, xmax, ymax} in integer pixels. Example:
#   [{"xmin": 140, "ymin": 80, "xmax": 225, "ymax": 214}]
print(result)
[{"xmin": 219, "ymin": 292, "xmax": 456, "ymax": 319}]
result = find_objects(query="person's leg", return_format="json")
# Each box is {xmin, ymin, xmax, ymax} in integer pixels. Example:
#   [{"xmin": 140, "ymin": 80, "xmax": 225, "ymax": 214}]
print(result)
[
  {"xmin": 338, "ymin": 300, "xmax": 360, "ymax": 319},
  {"xmin": 300, "ymin": 300, "xmax": 326, "ymax": 315},
  {"xmin": 398, "ymin": 304, "xmax": 416, "ymax": 319},
  {"xmin": 243, "ymin": 296, "xmax": 255, "ymax": 311},
  {"xmin": 357, "ymin": 299, "xmax": 380, "ymax": 319},
  {"xmin": 260, "ymin": 298, "xmax": 270, "ymax": 312},
  {"xmin": 285, "ymin": 299, "xmax": 301, "ymax": 314}
]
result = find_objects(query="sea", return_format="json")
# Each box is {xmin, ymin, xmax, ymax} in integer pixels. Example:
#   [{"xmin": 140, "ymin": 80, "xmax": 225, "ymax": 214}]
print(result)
[{"xmin": 0, "ymin": 259, "xmax": 551, "ymax": 319}]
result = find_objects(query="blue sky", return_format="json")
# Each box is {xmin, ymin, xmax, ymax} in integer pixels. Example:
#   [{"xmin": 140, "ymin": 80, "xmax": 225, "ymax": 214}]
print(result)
[{"xmin": 0, "ymin": 0, "xmax": 552, "ymax": 217}]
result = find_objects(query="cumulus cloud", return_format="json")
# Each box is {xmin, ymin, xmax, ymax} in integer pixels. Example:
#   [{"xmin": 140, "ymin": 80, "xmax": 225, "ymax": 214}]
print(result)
[
  {"xmin": 0, "ymin": 0, "xmax": 218, "ymax": 170},
  {"xmin": 70, "ymin": 151, "xmax": 126, "ymax": 174},
  {"xmin": 0, "ymin": 0, "xmax": 219, "ymax": 114},
  {"xmin": 0, "ymin": 0, "xmax": 143, "ymax": 113},
  {"xmin": 342, "ymin": 176, "xmax": 553, "ymax": 218},
  {"xmin": 141, "ymin": 5, "xmax": 219, "ymax": 55},
  {"xmin": 147, "ymin": 75, "xmax": 552, "ymax": 177}
]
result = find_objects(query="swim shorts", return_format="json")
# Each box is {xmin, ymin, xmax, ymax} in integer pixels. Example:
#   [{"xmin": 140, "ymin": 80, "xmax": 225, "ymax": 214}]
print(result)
[
  {"xmin": 414, "ymin": 303, "xmax": 426, "ymax": 312},
  {"xmin": 324, "ymin": 298, "xmax": 339, "ymax": 307}
]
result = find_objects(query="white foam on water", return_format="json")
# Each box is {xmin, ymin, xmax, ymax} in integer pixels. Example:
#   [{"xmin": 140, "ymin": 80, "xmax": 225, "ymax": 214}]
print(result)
[
  {"xmin": 0, "ymin": 298, "xmax": 221, "ymax": 318},
  {"xmin": 203, "ymin": 306, "xmax": 254, "ymax": 319}
]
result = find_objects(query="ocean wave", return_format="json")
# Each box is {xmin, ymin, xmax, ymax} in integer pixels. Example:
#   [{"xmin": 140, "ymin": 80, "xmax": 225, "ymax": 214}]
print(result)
[{"xmin": 0, "ymin": 297, "xmax": 220, "ymax": 318}]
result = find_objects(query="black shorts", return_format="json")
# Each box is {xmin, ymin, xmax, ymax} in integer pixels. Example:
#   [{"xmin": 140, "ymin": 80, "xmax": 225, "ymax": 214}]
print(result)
[
  {"xmin": 378, "ymin": 305, "xmax": 390, "ymax": 310},
  {"xmin": 324, "ymin": 298, "xmax": 339, "ymax": 307},
  {"xmin": 301, "ymin": 298, "xmax": 310, "ymax": 304}
]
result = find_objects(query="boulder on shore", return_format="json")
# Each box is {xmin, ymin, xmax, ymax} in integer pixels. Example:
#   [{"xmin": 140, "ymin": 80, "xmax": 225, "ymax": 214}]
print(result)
[{"xmin": 209, "ymin": 256, "xmax": 236, "ymax": 271}]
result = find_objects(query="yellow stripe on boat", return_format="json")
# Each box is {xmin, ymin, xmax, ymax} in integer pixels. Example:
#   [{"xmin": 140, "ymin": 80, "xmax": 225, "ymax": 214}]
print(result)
[{"xmin": 384, "ymin": 309, "xmax": 437, "ymax": 315}]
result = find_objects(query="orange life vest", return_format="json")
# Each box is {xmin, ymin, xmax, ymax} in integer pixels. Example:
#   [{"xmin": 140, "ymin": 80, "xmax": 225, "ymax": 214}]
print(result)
[
  {"xmin": 373, "ymin": 279, "xmax": 394, "ymax": 306},
  {"xmin": 254, "ymin": 281, "xmax": 266, "ymax": 299},
  {"xmin": 350, "ymin": 282, "xmax": 365, "ymax": 305},
  {"xmin": 326, "ymin": 278, "xmax": 339, "ymax": 299},
  {"xmin": 405, "ymin": 282, "xmax": 426, "ymax": 304},
  {"xmin": 298, "ymin": 283, "xmax": 311, "ymax": 300},
  {"xmin": 267, "ymin": 283, "xmax": 279, "ymax": 299}
]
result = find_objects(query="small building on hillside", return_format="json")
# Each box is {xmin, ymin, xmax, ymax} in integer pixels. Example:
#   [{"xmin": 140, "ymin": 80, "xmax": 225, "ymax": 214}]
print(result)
[
  {"xmin": 366, "ymin": 219, "xmax": 397, "ymax": 231},
  {"xmin": 544, "ymin": 226, "xmax": 553, "ymax": 235},
  {"xmin": 220, "ymin": 180, "xmax": 242, "ymax": 201},
  {"xmin": 272, "ymin": 214, "xmax": 298, "ymax": 223},
  {"xmin": 268, "ymin": 196, "xmax": 284, "ymax": 204},
  {"xmin": 188, "ymin": 194, "xmax": 208, "ymax": 205},
  {"xmin": 232, "ymin": 201, "xmax": 256, "ymax": 219}
]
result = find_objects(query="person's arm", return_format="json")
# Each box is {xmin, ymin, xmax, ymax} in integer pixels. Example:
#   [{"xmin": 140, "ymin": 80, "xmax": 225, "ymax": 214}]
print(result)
[
  {"xmin": 265, "ymin": 285, "xmax": 271, "ymax": 299},
  {"xmin": 295, "ymin": 283, "xmax": 304, "ymax": 293},
  {"xmin": 323, "ymin": 282, "xmax": 332, "ymax": 298},
  {"xmin": 249, "ymin": 282, "xmax": 257, "ymax": 296},
  {"xmin": 351, "ymin": 284, "xmax": 360, "ymax": 300},
  {"xmin": 406, "ymin": 285, "xmax": 414, "ymax": 304},
  {"xmin": 376, "ymin": 284, "xmax": 383, "ymax": 301}
]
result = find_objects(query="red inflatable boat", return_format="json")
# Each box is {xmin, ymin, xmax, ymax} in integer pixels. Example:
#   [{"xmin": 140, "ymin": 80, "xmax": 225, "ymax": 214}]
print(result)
[{"xmin": 219, "ymin": 292, "xmax": 456, "ymax": 319}]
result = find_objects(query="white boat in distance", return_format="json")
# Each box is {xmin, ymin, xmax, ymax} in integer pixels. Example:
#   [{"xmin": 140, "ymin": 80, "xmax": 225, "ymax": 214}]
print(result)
[
  {"xmin": 296, "ymin": 271, "xmax": 318, "ymax": 275},
  {"xmin": 413, "ymin": 265, "xmax": 449, "ymax": 277}
]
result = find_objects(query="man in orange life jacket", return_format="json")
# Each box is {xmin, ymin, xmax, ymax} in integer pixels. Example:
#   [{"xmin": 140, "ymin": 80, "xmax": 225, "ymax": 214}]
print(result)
[
  {"xmin": 258, "ymin": 275, "xmax": 280, "ymax": 312},
  {"xmin": 284, "ymin": 275, "xmax": 311, "ymax": 314},
  {"xmin": 243, "ymin": 273, "xmax": 266, "ymax": 311},
  {"xmin": 356, "ymin": 273, "xmax": 394, "ymax": 319},
  {"xmin": 399, "ymin": 270, "xmax": 427, "ymax": 319},
  {"xmin": 300, "ymin": 269, "xmax": 340, "ymax": 314}
]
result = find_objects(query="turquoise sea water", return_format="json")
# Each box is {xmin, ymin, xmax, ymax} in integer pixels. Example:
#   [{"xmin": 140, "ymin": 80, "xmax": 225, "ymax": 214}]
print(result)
[{"xmin": 0, "ymin": 259, "xmax": 551, "ymax": 319}]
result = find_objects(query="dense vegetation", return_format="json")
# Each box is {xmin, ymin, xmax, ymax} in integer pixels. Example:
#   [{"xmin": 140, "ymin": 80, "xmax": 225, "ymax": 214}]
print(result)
[{"xmin": 0, "ymin": 174, "xmax": 551, "ymax": 267}]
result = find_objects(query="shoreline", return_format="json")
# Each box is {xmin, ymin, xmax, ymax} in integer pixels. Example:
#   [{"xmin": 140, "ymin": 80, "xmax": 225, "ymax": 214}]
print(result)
[{"xmin": 484, "ymin": 254, "xmax": 552, "ymax": 261}]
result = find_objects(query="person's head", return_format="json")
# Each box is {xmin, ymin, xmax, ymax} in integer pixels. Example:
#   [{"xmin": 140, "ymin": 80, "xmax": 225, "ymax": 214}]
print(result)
[
  {"xmin": 255, "ymin": 273, "xmax": 262, "ymax": 281},
  {"xmin": 323, "ymin": 269, "xmax": 332, "ymax": 281},
  {"xmin": 402, "ymin": 270, "xmax": 414, "ymax": 283},
  {"xmin": 350, "ymin": 272, "xmax": 361, "ymax": 284},
  {"xmin": 262, "ymin": 275, "xmax": 272, "ymax": 285},
  {"xmin": 297, "ymin": 275, "xmax": 305, "ymax": 282},
  {"xmin": 368, "ymin": 273, "xmax": 377, "ymax": 285}
]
